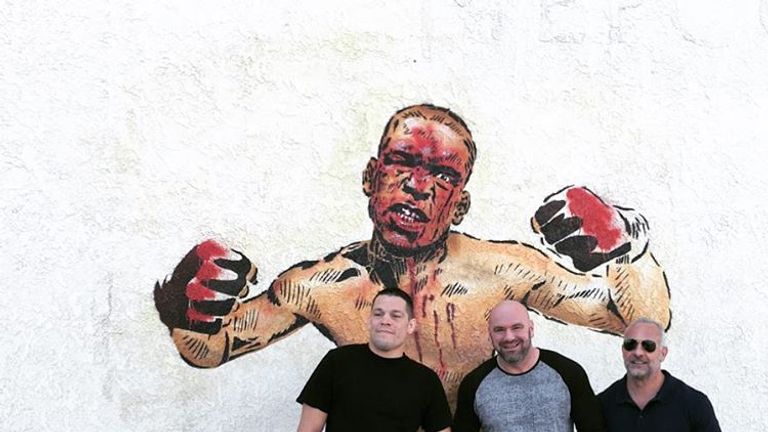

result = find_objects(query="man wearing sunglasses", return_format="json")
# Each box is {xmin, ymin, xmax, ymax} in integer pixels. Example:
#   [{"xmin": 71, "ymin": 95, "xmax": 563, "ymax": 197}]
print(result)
[{"xmin": 598, "ymin": 318, "xmax": 721, "ymax": 431}]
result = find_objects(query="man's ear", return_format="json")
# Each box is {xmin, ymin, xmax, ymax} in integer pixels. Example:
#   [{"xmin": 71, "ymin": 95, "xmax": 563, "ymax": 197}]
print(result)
[
  {"xmin": 529, "ymin": 320, "xmax": 535, "ymax": 340},
  {"xmin": 659, "ymin": 346, "xmax": 668, "ymax": 363},
  {"xmin": 406, "ymin": 318, "xmax": 417, "ymax": 335},
  {"xmin": 452, "ymin": 190, "xmax": 471, "ymax": 225},
  {"xmin": 362, "ymin": 157, "xmax": 377, "ymax": 197}
]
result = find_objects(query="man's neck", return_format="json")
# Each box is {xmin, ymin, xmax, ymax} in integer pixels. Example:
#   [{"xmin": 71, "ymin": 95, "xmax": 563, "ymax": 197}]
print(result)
[
  {"xmin": 626, "ymin": 370, "xmax": 665, "ymax": 410},
  {"xmin": 497, "ymin": 347, "xmax": 540, "ymax": 375},
  {"xmin": 367, "ymin": 342, "xmax": 405, "ymax": 359},
  {"xmin": 368, "ymin": 232, "xmax": 448, "ymax": 266}
]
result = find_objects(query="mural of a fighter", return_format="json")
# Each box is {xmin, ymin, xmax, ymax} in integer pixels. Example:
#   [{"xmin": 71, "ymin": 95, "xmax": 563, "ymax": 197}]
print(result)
[{"xmin": 154, "ymin": 104, "xmax": 671, "ymax": 406}]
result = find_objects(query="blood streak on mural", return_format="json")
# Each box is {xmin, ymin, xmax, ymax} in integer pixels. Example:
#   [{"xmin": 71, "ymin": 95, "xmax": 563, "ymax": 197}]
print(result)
[{"xmin": 154, "ymin": 104, "xmax": 671, "ymax": 408}]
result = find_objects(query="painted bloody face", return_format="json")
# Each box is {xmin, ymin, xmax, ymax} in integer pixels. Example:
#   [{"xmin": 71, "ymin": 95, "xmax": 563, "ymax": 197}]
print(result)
[{"xmin": 368, "ymin": 118, "xmax": 471, "ymax": 252}]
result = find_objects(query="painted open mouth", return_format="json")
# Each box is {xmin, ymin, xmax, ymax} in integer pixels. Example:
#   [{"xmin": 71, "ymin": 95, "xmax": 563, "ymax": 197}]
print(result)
[{"xmin": 388, "ymin": 203, "xmax": 428, "ymax": 223}]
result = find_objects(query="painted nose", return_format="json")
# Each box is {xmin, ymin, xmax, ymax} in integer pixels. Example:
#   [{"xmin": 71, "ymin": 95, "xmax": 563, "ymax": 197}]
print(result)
[{"xmin": 403, "ymin": 170, "xmax": 432, "ymax": 201}]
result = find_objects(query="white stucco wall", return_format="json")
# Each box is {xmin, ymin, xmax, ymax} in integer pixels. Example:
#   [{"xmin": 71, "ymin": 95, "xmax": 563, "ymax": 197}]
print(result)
[{"xmin": 2, "ymin": 0, "xmax": 767, "ymax": 430}]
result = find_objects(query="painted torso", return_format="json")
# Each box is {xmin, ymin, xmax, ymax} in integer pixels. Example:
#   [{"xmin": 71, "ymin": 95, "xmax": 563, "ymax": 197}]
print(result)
[{"xmin": 272, "ymin": 232, "xmax": 554, "ymax": 403}]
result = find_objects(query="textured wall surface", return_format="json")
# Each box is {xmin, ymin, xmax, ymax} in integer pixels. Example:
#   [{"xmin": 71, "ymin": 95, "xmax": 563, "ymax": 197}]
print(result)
[{"xmin": 2, "ymin": 0, "xmax": 767, "ymax": 430}]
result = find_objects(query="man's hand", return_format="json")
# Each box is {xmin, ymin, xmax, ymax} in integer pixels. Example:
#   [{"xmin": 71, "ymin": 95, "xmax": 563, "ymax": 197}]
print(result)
[
  {"xmin": 531, "ymin": 186, "xmax": 647, "ymax": 273},
  {"xmin": 154, "ymin": 239, "xmax": 258, "ymax": 334}
]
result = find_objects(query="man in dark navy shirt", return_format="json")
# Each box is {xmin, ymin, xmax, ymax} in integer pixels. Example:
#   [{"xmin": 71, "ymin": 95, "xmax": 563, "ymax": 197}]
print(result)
[{"xmin": 598, "ymin": 318, "xmax": 721, "ymax": 431}]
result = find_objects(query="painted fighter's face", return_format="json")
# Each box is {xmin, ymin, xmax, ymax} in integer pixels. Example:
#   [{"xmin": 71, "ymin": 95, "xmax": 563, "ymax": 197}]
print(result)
[
  {"xmin": 622, "ymin": 322, "xmax": 668, "ymax": 381},
  {"xmin": 365, "ymin": 118, "xmax": 471, "ymax": 252}
]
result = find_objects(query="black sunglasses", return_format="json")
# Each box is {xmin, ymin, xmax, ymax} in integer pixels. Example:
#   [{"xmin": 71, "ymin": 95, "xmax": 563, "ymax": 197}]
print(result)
[{"xmin": 622, "ymin": 338, "xmax": 657, "ymax": 353}]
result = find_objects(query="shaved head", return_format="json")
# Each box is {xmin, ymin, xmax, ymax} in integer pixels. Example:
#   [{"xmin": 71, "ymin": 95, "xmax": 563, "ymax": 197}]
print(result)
[{"xmin": 488, "ymin": 300, "xmax": 531, "ymax": 329}]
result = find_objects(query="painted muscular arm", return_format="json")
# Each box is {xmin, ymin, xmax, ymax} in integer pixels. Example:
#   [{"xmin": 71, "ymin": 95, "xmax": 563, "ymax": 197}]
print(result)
[
  {"xmin": 494, "ymin": 186, "xmax": 670, "ymax": 334},
  {"xmin": 154, "ymin": 240, "xmax": 308, "ymax": 368}
]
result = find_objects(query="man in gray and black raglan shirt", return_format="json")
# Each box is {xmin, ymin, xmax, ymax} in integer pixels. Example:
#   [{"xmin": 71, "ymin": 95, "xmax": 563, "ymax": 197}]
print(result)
[{"xmin": 453, "ymin": 300, "xmax": 606, "ymax": 432}]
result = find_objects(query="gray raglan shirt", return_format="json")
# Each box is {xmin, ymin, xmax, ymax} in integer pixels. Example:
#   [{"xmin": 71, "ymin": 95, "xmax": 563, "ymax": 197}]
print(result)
[{"xmin": 453, "ymin": 349, "xmax": 605, "ymax": 432}]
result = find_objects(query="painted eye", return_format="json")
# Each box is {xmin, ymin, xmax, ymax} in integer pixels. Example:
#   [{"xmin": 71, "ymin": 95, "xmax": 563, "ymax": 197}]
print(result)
[{"xmin": 434, "ymin": 171, "xmax": 458, "ymax": 183}]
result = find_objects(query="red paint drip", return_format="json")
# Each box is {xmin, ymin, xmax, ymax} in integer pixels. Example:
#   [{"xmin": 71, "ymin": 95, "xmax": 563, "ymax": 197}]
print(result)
[
  {"xmin": 566, "ymin": 187, "xmax": 623, "ymax": 251},
  {"xmin": 446, "ymin": 303, "xmax": 457, "ymax": 349},
  {"xmin": 433, "ymin": 310, "xmax": 445, "ymax": 370},
  {"xmin": 406, "ymin": 257, "xmax": 424, "ymax": 362}
]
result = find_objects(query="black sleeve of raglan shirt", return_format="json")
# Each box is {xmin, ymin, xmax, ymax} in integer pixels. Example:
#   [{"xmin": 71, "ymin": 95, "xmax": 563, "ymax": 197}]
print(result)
[
  {"xmin": 452, "ymin": 358, "xmax": 496, "ymax": 432},
  {"xmin": 540, "ymin": 350, "xmax": 606, "ymax": 432}
]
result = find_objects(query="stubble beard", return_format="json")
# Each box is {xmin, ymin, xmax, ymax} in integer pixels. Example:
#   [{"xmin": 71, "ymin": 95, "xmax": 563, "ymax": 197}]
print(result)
[
  {"xmin": 625, "ymin": 358, "xmax": 655, "ymax": 381},
  {"xmin": 497, "ymin": 338, "xmax": 531, "ymax": 366}
]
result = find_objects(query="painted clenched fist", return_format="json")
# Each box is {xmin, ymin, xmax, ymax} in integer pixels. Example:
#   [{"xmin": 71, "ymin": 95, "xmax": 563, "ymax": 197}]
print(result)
[
  {"xmin": 532, "ymin": 186, "xmax": 648, "ymax": 273},
  {"xmin": 154, "ymin": 239, "xmax": 258, "ymax": 334}
]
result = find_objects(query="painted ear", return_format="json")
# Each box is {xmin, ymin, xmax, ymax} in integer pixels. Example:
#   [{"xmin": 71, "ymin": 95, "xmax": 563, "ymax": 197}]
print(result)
[
  {"xmin": 362, "ymin": 157, "xmax": 377, "ymax": 197},
  {"xmin": 452, "ymin": 190, "xmax": 471, "ymax": 225}
]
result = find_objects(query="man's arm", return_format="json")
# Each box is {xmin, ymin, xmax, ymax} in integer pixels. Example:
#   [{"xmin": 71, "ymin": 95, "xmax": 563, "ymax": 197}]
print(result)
[
  {"xmin": 691, "ymin": 393, "xmax": 722, "ymax": 432},
  {"xmin": 452, "ymin": 369, "xmax": 483, "ymax": 432},
  {"xmin": 540, "ymin": 351, "xmax": 605, "ymax": 432},
  {"xmin": 296, "ymin": 404, "xmax": 327, "ymax": 432},
  {"xmin": 491, "ymin": 186, "xmax": 670, "ymax": 334},
  {"xmin": 154, "ymin": 240, "xmax": 309, "ymax": 367},
  {"xmin": 568, "ymin": 365, "xmax": 606, "ymax": 432},
  {"xmin": 423, "ymin": 371, "xmax": 453, "ymax": 432},
  {"xmin": 488, "ymin": 242, "xmax": 669, "ymax": 335},
  {"xmin": 168, "ymin": 289, "xmax": 307, "ymax": 367}
]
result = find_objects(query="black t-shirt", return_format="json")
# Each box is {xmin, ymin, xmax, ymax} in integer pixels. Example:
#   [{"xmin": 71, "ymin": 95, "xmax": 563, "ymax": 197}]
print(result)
[{"xmin": 297, "ymin": 344, "xmax": 451, "ymax": 432}]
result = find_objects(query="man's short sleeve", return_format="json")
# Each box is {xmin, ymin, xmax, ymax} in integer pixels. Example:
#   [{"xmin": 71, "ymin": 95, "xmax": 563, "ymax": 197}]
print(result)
[
  {"xmin": 296, "ymin": 350, "xmax": 335, "ymax": 413},
  {"xmin": 540, "ymin": 350, "xmax": 605, "ymax": 432},
  {"xmin": 691, "ymin": 392, "xmax": 722, "ymax": 432},
  {"xmin": 452, "ymin": 366, "xmax": 485, "ymax": 432},
  {"xmin": 422, "ymin": 371, "xmax": 452, "ymax": 432}
]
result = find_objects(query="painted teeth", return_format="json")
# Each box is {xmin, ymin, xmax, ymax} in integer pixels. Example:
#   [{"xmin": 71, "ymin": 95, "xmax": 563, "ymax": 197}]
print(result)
[{"xmin": 396, "ymin": 206, "xmax": 424, "ymax": 222}]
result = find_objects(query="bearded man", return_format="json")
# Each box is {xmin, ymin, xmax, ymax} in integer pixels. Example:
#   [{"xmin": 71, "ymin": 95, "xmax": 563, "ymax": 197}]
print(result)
[{"xmin": 453, "ymin": 300, "xmax": 605, "ymax": 432}]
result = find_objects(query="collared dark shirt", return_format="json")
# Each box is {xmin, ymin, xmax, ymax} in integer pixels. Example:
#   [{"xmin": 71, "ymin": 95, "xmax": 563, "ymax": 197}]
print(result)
[{"xmin": 597, "ymin": 370, "xmax": 721, "ymax": 432}]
